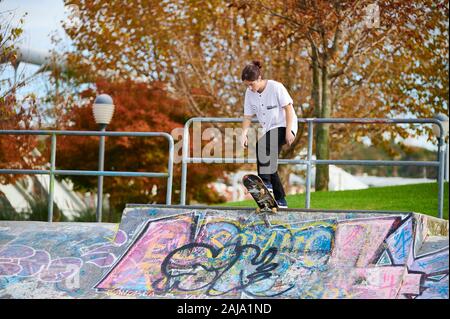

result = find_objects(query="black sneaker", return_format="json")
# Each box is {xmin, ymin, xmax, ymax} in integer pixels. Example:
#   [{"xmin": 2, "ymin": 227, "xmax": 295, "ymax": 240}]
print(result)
[{"xmin": 277, "ymin": 198, "xmax": 288, "ymax": 208}]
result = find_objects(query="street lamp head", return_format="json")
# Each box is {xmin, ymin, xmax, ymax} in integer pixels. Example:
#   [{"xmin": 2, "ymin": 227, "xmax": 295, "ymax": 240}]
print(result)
[
  {"xmin": 92, "ymin": 94, "xmax": 115, "ymax": 125},
  {"xmin": 432, "ymin": 113, "xmax": 449, "ymax": 138}
]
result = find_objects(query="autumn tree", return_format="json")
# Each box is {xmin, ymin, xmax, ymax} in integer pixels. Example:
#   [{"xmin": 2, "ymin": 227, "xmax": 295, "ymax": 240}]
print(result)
[
  {"xmin": 64, "ymin": 1, "xmax": 318, "ymax": 124},
  {"xmin": 62, "ymin": 0, "xmax": 448, "ymax": 195},
  {"xmin": 61, "ymin": 0, "xmax": 312, "ymax": 196},
  {"xmin": 0, "ymin": 3, "xmax": 25, "ymax": 97},
  {"xmin": 0, "ymin": 5, "xmax": 45, "ymax": 184},
  {"xmin": 241, "ymin": 0, "xmax": 448, "ymax": 190},
  {"xmin": 325, "ymin": 0, "xmax": 449, "ymax": 161}
]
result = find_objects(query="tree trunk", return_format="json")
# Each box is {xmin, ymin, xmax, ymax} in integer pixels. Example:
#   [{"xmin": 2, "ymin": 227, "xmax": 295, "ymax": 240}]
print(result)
[
  {"xmin": 312, "ymin": 57, "xmax": 322, "ymax": 118},
  {"xmin": 315, "ymin": 63, "xmax": 330, "ymax": 191},
  {"xmin": 312, "ymin": 53, "xmax": 322, "ymax": 173}
]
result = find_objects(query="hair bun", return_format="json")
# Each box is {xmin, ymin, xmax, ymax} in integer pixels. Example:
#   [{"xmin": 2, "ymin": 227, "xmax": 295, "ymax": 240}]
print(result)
[{"xmin": 252, "ymin": 61, "xmax": 262, "ymax": 69}]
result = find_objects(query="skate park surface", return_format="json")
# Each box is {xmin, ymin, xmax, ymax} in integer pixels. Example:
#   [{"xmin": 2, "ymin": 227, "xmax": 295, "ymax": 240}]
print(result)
[{"xmin": 0, "ymin": 205, "xmax": 448, "ymax": 299}]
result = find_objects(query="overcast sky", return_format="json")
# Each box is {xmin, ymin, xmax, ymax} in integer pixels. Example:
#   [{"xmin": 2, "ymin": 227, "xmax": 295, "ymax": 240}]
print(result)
[
  {"xmin": 1, "ymin": 0, "xmax": 69, "ymax": 52},
  {"xmin": 1, "ymin": 0, "xmax": 70, "ymax": 101}
]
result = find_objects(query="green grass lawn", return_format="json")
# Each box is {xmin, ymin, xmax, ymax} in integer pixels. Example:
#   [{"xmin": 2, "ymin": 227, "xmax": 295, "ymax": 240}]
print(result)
[{"xmin": 222, "ymin": 182, "xmax": 449, "ymax": 220}]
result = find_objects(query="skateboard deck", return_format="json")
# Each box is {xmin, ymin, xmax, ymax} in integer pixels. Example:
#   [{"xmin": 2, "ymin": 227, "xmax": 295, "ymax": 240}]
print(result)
[{"xmin": 242, "ymin": 174, "xmax": 278, "ymax": 214}]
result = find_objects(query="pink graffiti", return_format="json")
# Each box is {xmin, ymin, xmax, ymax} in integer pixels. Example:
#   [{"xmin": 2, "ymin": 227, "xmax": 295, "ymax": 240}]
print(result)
[
  {"xmin": 39, "ymin": 258, "xmax": 82, "ymax": 283},
  {"xmin": 0, "ymin": 245, "xmax": 34, "ymax": 259},
  {"xmin": 81, "ymin": 230, "xmax": 128, "ymax": 268},
  {"xmin": 322, "ymin": 267, "xmax": 405, "ymax": 299},
  {"xmin": 330, "ymin": 217, "xmax": 397, "ymax": 267},
  {"xmin": 0, "ymin": 263, "xmax": 21, "ymax": 276},
  {"xmin": 0, "ymin": 244, "xmax": 82, "ymax": 283},
  {"xmin": 95, "ymin": 213, "xmax": 448, "ymax": 299},
  {"xmin": 97, "ymin": 216, "xmax": 192, "ymax": 291},
  {"xmin": 18, "ymin": 251, "xmax": 50, "ymax": 277},
  {"xmin": 398, "ymin": 273, "xmax": 422, "ymax": 296}
]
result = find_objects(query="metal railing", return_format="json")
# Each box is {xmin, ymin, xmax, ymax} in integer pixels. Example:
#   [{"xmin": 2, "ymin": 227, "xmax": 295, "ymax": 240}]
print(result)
[
  {"xmin": 180, "ymin": 117, "xmax": 447, "ymax": 218},
  {"xmin": 0, "ymin": 130, "xmax": 174, "ymax": 222}
]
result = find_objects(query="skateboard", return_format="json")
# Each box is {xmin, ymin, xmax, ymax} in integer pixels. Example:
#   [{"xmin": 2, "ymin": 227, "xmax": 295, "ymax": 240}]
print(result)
[{"xmin": 242, "ymin": 174, "xmax": 279, "ymax": 215}]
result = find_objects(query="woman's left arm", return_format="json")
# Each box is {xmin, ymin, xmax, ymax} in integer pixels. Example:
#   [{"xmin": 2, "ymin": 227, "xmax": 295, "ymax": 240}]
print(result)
[{"xmin": 284, "ymin": 104, "xmax": 295, "ymax": 146}]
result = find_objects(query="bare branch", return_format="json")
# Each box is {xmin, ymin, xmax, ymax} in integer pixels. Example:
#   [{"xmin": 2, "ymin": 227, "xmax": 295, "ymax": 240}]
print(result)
[
  {"xmin": 327, "ymin": 29, "xmax": 369, "ymax": 78},
  {"xmin": 0, "ymin": 69, "xmax": 42, "ymax": 100},
  {"xmin": 306, "ymin": 31, "xmax": 321, "ymax": 63},
  {"xmin": 258, "ymin": 1, "xmax": 304, "ymax": 30},
  {"xmin": 328, "ymin": 25, "xmax": 342, "ymax": 58}
]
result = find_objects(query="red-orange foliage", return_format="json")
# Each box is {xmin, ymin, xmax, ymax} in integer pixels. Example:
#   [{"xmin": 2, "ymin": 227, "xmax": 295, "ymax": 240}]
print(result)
[
  {"xmin": 56, "ymin": 80, "xmax": 228, "ymax": 220},
  {"xmin": 0, "ymin": 94, "xmax": 43, "ymax": 184}
]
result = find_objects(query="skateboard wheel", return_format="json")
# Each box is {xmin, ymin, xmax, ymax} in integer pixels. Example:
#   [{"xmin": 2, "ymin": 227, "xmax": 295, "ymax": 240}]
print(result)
[
  {"xmin": 271, "ymin": 208, "xmax": 277, "ymax": 213},
  {"xmin": 259, "ymin": 189, "xmax": 265, "ymax": 195},
  {"xmin": 256, "ymin": 207, "xmax": 261, "ymax": 213}
]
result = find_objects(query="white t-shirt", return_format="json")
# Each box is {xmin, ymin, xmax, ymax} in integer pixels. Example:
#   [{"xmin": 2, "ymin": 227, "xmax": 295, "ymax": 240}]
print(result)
[{"xmin": 244, "ymin": 80, "xmax": 298, "ymax": 136}]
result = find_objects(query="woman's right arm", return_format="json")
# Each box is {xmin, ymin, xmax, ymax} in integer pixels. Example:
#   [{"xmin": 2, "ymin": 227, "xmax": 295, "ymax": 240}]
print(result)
[{"xmin": 241, "ymin": 115, "xmax": 253, "ymax": 148}]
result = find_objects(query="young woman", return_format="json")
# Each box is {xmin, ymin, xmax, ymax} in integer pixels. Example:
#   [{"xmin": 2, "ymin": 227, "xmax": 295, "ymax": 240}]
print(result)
[{"xmin": 240, "ymin": 61, "xmax": 298, "ymax": 208}]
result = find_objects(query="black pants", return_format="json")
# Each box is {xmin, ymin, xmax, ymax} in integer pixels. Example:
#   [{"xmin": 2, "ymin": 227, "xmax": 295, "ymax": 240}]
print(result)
[{"xmin": 256, "ymin": 127, "xmax": 290, "ymax": 200}]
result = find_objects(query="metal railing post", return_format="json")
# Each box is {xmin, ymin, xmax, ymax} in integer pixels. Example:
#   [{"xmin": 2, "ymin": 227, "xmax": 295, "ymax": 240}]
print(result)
[
  {"xmin": 305, "ymin": 120, "xmax": 314, "ymax": 209},
  {"xmin": 437, "ymin": 136, "xmax": 445, "ymax": 219},
  {"xmin": 96, "ymin": 125, "xmax": 107, "ymax": 222},
  {"xmin": 180, "ymin": 119, "xmax": 193, "ymax": 205},
  {"xmin": 47, "ymin": 134, "xmax": 57, "ymax": 222},
  {"xmin": 445, "ymin": 142, "xmax": 449, "ymax": 181},
  {"xmin": 166, "ymin": 135, "xmax": 174, "ymax": 205}
]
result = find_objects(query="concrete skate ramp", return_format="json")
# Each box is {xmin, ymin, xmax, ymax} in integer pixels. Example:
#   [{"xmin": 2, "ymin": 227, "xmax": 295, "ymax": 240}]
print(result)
[
  {"xmin": 1, "ymin": 206, "xmax": 449, "ymax": 299},
  {"xmin": 98, "ymin": 206, "xmax": 449, "ymax": 299},
  {"xmin": 0, "ymin": 221, "xmax": 120, "ymax": 298}
]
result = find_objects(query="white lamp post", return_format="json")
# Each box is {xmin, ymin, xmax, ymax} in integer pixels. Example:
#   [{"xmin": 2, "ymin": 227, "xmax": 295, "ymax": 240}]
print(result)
[
  {"xmin": 432, "ymin": 113, "xmax": 449, "ymax": 139},
  {"xmin": 93, "ymin": 94, "xmax": 115, "ymax": 125},
  {"xmin": 432, "ymin": 114, "xmax": 449, "ymax": 219},
  {"xmin": 92, "ymin": 94, "xmax": 115, "ymax": 222},
  {"xmin": 432, "ymin": 114, "xmax": 449, "ymax": 178}
]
